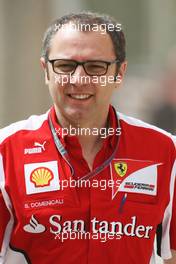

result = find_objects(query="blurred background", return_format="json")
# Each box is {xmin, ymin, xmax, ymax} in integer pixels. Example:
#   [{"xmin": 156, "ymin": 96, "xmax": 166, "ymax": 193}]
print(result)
[
  {"xmin": 0, "ymin": 1, "xmax": 175, "ymax": 262},
  {"xmin": 0, "ymin": 0, "xmax": 175, "ymax": 138}
]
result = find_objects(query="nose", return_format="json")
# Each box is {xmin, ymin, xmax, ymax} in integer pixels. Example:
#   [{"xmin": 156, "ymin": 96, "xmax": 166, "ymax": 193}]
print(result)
[
  {"xmin": 70, "ymin": 65, "xmax": 90, "ymax": 86},
  {"xmin": 74, "ymin": 64, "xmax": 85, "ymax": 75}
]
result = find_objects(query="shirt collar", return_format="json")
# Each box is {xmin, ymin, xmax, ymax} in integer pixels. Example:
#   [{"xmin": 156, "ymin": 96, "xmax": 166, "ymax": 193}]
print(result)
[{"xmin": 48, "ymin": 104, "xmax": 118, "ymax": 148}]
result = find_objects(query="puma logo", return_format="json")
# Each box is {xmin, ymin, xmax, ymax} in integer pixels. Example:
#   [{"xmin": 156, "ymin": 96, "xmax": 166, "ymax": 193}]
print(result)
[{"xmin": 34, "ymin": 141, "xmax": 47, "ymax": 151}]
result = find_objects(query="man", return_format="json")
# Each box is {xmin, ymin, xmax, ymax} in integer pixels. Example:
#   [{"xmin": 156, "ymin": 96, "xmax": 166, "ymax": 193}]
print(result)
[{"xmin": 0, "ymin": 12, "xmax": 175, "ymax": 264}]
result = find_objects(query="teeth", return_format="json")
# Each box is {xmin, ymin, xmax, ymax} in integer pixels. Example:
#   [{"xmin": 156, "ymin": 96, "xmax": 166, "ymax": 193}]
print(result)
[{"xmin": 70, "ymin": 94, "xmax": 91, "ymax": 100}]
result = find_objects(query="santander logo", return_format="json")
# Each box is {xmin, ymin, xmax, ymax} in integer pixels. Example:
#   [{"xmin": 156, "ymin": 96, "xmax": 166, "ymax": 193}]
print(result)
[{"xmin": 23, "ymin": 215, "xmax": 46, "ymax": 233}]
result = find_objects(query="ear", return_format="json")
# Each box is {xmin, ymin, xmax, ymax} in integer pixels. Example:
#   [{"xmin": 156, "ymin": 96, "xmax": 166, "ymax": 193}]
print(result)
[
  {"xmin": 114, "ymin": 61, "xmax": 127, "ymax": 85},
  {"xmin": 40, "ymin": 57, "xmax": 50, "ymax": 84},
  {"xmin": 117, "ymin": 60, "xmax": 127, "ymax": 81}
]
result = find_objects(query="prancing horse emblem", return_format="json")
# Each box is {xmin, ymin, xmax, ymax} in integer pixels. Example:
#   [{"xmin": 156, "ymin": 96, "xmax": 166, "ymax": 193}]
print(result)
[{"xmin": 114, "ymin": 162, "xmax": 127, "ymax": 177}]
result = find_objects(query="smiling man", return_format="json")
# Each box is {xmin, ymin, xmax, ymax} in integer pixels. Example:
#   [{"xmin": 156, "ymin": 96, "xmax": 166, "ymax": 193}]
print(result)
[{"xmin": 0, "ymin": 12, "xmax": 175, "ymax": 264}]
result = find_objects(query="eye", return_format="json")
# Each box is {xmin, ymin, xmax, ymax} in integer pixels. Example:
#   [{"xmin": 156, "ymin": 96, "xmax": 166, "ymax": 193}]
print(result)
[
  {"xmin": 53, "ymin": 61, "xmax": 76, "ymax": 73},
  {"xmin": 85, "ymin": 62, "xmax": 106, "ymax": 74}
]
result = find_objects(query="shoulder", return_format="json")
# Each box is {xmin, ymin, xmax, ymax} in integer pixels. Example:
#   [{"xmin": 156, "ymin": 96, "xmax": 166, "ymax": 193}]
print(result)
[
  {"xmin": 0, "ymin": 111, "xmax": 49, "ymax": 145},
  {"xmin": 117, "ymin": 111, "xmax": 175, "ymax": 147}
]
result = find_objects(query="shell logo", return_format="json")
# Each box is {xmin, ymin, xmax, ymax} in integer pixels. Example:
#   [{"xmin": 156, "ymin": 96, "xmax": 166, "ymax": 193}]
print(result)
[{"xmin": 30, "ymin": 167, "xmax": 54, "ymax": 187}]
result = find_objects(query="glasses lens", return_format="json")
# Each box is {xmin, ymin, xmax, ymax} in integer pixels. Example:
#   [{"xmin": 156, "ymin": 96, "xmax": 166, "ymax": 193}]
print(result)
[
  {"xmin": 53, "ymin": 60, "xmax": 76, "ymax": 74},
  {"xmin": 84, "ymin": 61, "xmax": 107, "ymax": 76}
]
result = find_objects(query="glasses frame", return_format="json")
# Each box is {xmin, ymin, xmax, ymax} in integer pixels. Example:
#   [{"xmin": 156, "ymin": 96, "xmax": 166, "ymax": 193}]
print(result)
[{"xmin": 47, "ymin": 58, "xmax": 120, "ymax": 76}]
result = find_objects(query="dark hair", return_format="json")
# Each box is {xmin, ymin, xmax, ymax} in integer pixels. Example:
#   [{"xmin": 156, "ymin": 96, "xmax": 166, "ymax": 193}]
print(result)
[{"xmin": 41, "ymin": 11, "xmax": 126, "ymax": 64}]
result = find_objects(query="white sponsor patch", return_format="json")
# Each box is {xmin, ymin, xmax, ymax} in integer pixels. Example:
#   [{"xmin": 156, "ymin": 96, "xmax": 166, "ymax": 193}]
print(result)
[
  {"xmin": 118, "ymin": 164, "xmax": 159, "ymax": 195},
  {"xmin": 24, "ymin": 161, "xmax": 60, "ymax": 194}
]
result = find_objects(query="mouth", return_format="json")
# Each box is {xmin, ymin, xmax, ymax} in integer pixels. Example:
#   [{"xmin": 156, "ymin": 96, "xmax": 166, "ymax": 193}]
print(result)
[{"xmin": 67, "ymin": 94, "xmax": 93, "ymax": 100}]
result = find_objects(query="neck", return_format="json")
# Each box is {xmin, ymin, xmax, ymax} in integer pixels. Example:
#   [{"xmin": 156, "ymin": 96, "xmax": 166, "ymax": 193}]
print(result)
[
  {"xmin": 55, "ymin": 104, "xmax": 109, "ymax": 170},
  {"xmin": 54, "ymin": 106, "xmax": 110, "ymax": 168}
]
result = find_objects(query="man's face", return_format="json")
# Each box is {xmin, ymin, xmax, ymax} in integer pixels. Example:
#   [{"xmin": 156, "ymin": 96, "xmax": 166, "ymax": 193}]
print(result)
[{"xmin": 41, "ymin": 23, "xmax": 127, "ymax": 124}]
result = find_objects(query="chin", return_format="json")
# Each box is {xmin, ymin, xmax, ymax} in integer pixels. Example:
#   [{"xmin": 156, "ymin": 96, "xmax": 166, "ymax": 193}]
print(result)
[{"xmin": 65, "ymin": 108, "xmax": 90, "ymax": 122}]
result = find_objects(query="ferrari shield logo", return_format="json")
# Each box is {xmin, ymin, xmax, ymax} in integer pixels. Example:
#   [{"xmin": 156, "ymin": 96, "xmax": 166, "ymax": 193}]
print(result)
[{"xmin": 114, "ymin": 162, "xmax": 127, "ymax": 177}]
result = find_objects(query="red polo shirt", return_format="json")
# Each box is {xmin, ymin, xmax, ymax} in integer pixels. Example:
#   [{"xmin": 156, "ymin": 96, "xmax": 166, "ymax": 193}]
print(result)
[{"xmin": 0, "ymin": 105, "xmax": 175, "ymax": 264}]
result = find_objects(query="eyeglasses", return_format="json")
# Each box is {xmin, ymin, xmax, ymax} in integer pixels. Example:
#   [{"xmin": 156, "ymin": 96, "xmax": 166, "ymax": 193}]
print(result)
[{"xmin": 47, "ymin": 58, "xmax": 120, "ymax": 76}]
